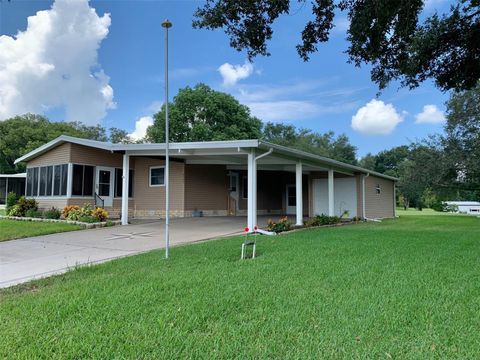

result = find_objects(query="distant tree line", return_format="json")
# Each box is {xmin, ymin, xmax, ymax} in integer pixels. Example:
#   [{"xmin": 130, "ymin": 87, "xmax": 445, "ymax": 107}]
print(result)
[
  {"xmin": 0, "ymin": 114, "xmax": 130, "ymax": 173},
  {"xmin": 359, "ymin": 82, "xmax": 480, "ymax": 208}
]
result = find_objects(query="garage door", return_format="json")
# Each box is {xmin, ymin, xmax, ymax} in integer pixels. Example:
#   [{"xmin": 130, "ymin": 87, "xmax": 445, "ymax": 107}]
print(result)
[{"xmin": 313, "ymin": 177, "xmax": 357, "ymax": 217}]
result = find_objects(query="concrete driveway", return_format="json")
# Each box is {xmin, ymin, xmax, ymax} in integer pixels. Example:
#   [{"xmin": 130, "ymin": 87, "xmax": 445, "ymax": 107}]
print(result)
[{"xmin": 0, "ymin": 217, "xmax": 257, "ymax": 288}]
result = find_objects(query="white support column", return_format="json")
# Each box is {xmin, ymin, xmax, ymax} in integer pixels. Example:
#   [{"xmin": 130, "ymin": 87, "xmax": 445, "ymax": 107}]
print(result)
[
  {"xmin": 247, "ymin": 150, "xmax": 257, "ymax": 231},
  {"xmin": 121, "ymin": 153, "xmax": 130, "ymax": 225},
  {"xmin": 295, "ymin": 161, "xmax": 303, "ymax": 225},
  {"xmin": 328, "ymin": 169, "xmax": 334, "ymax": 216},
  {"xmin": 66, "ymin": 163, "xmax": 73, "ymax": 198}
]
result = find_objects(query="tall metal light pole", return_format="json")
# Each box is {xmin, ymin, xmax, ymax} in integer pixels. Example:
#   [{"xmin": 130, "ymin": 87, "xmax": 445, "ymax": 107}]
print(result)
[{"xmin": 162, "ymin": 19, "xmax": 172, "ymax": 259}]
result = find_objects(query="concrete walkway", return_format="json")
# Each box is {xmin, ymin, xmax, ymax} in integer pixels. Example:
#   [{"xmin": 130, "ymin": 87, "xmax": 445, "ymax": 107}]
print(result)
[{"xmin": 0, "ymin": 217, "xmax": 257, "ymax": 288}]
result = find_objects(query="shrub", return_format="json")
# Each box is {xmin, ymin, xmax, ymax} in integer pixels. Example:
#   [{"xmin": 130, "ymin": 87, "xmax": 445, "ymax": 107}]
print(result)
[
  {"xmin": 62, "ymin": 205, "xmax": 80, "ymax": 219},
  {"xmin": 7, "ymin": 196, "xmax": 38, "ymax": 217},
  {"xmin": 78, "ymin": 215, "xmax": 98, "ymax": 223},
  {"xmin": 7, "ymin": 204, "xmax": 23, "ymax": 217},
  {"xmin": 305, "ymin": 214, "xmax": 341, "ymax": 227},
  {"xmin": 92, "ymin": 207, "xmax": 108, "ymax": 222},
  {"xmin": 44, "ymin": 207, "xmax": 61, "ymax": 219},
  {"xmin": 6, "ymin": 192, "xmax": 18, "ymax": 213},
  {"xmin": 25, "ymin": 208, "xmax": 43, "ymax": 218},
  {"xmin": 267, "ymin": 217, "xmax": 293, "ymax": 233},
  {"xmin": 66, "ymin": 203, "xmax": 93, "ymax": 221}
]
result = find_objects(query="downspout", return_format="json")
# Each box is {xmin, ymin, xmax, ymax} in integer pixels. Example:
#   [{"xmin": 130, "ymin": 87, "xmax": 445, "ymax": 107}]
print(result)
[{"xmin": 255, "ymin": 148, "xmax": 273, "ymax": 162}]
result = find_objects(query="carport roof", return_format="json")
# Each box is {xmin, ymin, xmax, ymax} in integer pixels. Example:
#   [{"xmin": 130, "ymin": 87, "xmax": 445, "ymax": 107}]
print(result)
[{"xmin": 15, "ymin": 135, "xmax": 397, "ymax": 181}]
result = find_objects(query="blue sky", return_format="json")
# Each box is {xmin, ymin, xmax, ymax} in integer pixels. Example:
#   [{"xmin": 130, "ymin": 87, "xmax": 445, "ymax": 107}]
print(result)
[{"xmin": 0, "ymin": 0, "xmax": 453, "ymax": 156}]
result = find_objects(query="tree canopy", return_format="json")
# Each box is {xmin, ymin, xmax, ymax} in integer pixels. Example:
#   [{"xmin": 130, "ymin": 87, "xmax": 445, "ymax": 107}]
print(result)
[
  {"xmin": 0, "ymin": 114, "xmax": 121, "ymax": 173},
  {"xmin": 194, "ymin": 0, "xmax": 480, "ymax": 92},
  {"xmin": 147, "ymin": 83, "xmax": 263, "ymax": 142},
  {"xmin": 262, "ymin": 122, "xmax": 357, "ymax": 164}
]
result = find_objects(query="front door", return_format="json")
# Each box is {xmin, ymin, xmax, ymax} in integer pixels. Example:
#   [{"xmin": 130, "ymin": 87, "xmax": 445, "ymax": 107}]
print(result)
[
  {"xmin": 96, "ymin": 167, "xmax": 114, "ymax": 207},
  {"xmin": 286, "ymin": 184, "xmax": 296, "ymax": 215}
]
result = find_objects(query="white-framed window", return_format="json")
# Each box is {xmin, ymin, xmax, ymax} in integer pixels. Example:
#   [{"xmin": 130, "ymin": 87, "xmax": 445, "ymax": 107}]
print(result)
[
  {"xmin": 375, "ymin": 184, "xmax": 381, "ymax": 195},
  {"xmin": 149, "ymin": 166, "xmax": 165, "ymax": 187}
]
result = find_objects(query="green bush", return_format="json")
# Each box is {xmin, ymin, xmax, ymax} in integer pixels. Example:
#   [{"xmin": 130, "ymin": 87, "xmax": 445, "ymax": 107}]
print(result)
[
  {"xmin": 7, "ymin": 204, "xmax": 23, "ymax": 217},
  {"xmin": 6, "ymin": 196, "xmax": 38, "ymax": 217},
  {"xmin": 25, "ymin": 209, "xmax": 43, "ymax": 218},
  {"xmin": 66, "ymin": 203, "xmax": 93, "ymax": 221},
  {"xmin": 305, "ymin": 214, "xmax": 341, "ymax": 227},
  {"xmin": 44, "ymin": 207, "xmax": 61, "ymax": 219},
  {"xmin": 78, "ymin": 215, "xmax": 98, "ymax": 223},
  {"xmin": 6, "ymin": 192, "xmax": 18, "ymax": 213},
  {"xmin": 431, "ymin": 200, "xmax": 444, "ymax": 212},
  {"xmin": 267, "ymin": 217, "xmax": 293, "ymax": 233}
]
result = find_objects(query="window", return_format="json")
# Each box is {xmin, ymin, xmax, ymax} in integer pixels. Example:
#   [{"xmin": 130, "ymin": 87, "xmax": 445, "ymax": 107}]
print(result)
[
  {"xmin": 375, "ymin": 184, "xmax": 381, "ymax": 194},
  {"xmin": 32, "ymin": 167, "xmax": 38, "ymax": 196},
  {"xmin": 114, "ymin": 168, "xmax": 134, "ymax": 197},
  {"xmin": 72, "ymin": 164, "xmax": 94, "ymax": 196},
  {"xmin": 242, "ymin": 176, "xmax": 248, "ymax": 199},
  {"xmin": 26, "ymin": 168, "xmax": 33, "ymax": 196},
  {"xmin": 26, "ymin": 164, "xmax": 68, "ymax": 197},
  {"xmin": 60, "ymin": 164, "xmax": 68, "ymax": 196},
  {"xmin": 46, "ymin": 166, "xmax": 53, "ymax": 196},
  {"xmin": 228, "ymin": 173, "xmax": 237, "ymax": 192},
  {"xmin": 149, "ymin": 167, "xmax": 165, "ymax": 186},
  {"xmin": 39, "ymin": 167, "xmax": 47, "ymax": 196}
]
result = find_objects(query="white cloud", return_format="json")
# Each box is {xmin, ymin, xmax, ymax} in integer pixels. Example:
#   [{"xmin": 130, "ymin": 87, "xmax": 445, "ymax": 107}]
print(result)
[
  {"xmin": 351, "ymin": 99, "xmax": 403, "ymax": 135},
  {"xmin": 218, "ymin": 61, "xmax": 253, "ymax": 86},
  {"xmin": 0, "ymin": 0, "xmax": 114, "ymax": 124},
  {"xmin": 415, "ymin": 104, "xmax": 445, "ymax": 124},
  {"xmin": 128, "ymin": 116, "xmax": 153, "ymax": 141}
]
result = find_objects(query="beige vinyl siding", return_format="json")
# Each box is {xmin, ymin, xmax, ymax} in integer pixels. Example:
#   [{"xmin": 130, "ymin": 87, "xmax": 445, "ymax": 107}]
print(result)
[
  {"xmin": 364, "ymin": 175, "xmax": 395, "ymax": 218},
  {"xmin": 184, "ymin": 165, "xmax": 228, "ymax": 213},
  {"xmin": 36, "ymin": 198, "xmax": 69, "ymax": 211},
  {"xmin": 70, "ymin": 144, "xmax": 124, "ymax": 168},
  {"xmin": 133, "ymin": 157, "xmax": 185, "ymax": 218},
  {"xmin": 27, "ymin": 143, "xmax": 72, "ymax": 166}
]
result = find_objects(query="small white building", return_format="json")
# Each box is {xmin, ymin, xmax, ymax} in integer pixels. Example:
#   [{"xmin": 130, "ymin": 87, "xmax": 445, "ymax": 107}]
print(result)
[{"xmin": 444, "ymin": 201, "xmax": 480, "ymax": 215}]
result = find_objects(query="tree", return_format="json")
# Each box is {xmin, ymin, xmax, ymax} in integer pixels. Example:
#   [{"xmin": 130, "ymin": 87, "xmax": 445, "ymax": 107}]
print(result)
[
  {"xmin": 194, "ymin": 0, "xmax": 480, "ymax": 92},
  {"xmin": 0, "ymin": 114, "xmax": 110, "ymax": 173},
  {"xmin": 109, "ymin": 127, "xmax": 131, "ymax": 144},
  {"xmin": 358, "ymin": 153, "xmax": 376, "ymax": 170},
  {"xmin": 371, "ymin": 146, "xmax": 410, "ymax": 177},
  {"xmin": 147, "ymin": 84, "xmax": 262, "ymax": 142},
  {"xmin": 262, "ymin": 122, "xmax": 357, "ymax": 164},
  {"xmin": 442, "ymin": 81, "xmax": 480, "ymax": 193}
]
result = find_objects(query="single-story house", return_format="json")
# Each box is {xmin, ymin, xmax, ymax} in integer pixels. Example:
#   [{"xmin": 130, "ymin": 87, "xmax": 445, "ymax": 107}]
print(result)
[
  {"xmin": 15, "ymin": 135, "xmax": 397, "ymax": 229},
  {"xmin": 444, "ymin": 201, "xmax": 480, "ymax": 215},
  {"xmin": 0, "ymin": 173, "xmax": 26, "ymax": 205}
]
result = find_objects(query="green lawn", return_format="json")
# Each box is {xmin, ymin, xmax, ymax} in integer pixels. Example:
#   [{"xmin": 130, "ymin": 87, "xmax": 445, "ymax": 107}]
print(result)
[
  {"xmin": 1, "ymin": 215, "xmax": 480, "ymax": 358},
  {"xmin": 0, "ymin": 220, "xmax": 82, "ymax": 241}
]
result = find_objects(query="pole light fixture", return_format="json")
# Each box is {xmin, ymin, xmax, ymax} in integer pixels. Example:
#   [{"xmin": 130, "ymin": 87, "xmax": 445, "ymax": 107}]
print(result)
[{"xmin": 161, "ymin": 19, "xmax": 172, "ymax": 259}]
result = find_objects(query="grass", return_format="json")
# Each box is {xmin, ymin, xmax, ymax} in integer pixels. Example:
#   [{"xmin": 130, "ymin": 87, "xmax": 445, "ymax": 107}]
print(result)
[
  {"xmin": 396, "ymin": 208, "xmax": 471, "ymax": 216},
  {"xmin": 1, "ymin": 215, "xmax": 480, "ymax": 358},
  {"xmin": 0, "ymin": 219, "xmax": 82, "ymax": 241}
]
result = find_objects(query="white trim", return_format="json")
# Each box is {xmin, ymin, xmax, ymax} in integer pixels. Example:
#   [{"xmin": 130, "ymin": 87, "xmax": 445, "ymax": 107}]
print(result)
[
  {"xmin": 0, "ymin": 173, "xmax": 26, "ymax": 178},
  {"xmin": 149, "ymin": 166, "xmax": 165, "ymax": 187},
  {"xmin": 286, "ymin": 184, "xmax": 296, "ymax": 215},
  {"xmin": 14, "ymin": 135, "xmax": 397, "ymax": 182}
]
